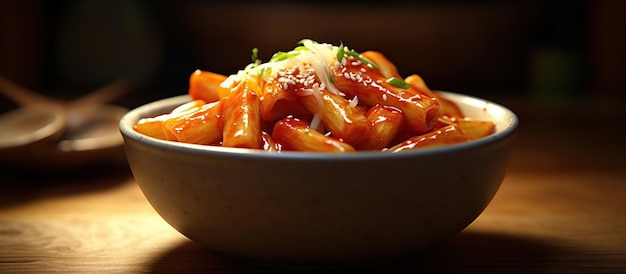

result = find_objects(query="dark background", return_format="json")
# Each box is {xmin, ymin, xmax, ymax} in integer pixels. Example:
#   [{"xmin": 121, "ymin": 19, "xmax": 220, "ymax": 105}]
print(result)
[{"xmin": 0, "ymin": 0, "xmax": 624, "ymax": 110}]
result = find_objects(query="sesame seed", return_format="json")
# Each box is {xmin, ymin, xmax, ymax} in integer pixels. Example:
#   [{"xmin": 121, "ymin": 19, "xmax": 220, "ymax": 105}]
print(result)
[{"xmin": 284, "ymin": 78, "xmax": 296, "ymax": 85}]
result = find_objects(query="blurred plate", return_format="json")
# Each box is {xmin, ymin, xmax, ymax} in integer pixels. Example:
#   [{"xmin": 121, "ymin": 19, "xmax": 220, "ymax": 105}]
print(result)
[{"xmin": 0, "ymin": 104, "xmax": 129, "ymax": 172}]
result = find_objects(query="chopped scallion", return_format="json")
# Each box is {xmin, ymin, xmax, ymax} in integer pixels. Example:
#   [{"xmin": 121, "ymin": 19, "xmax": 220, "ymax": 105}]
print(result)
[
  {"xmin": 344, "ymin": 50, "xmax": 379, "ymax": 69},
  {"xmin": 336, "ymin": 42, "xmax": 345, "ymax": 62},
  {"xmin": 334, "ymin": 41, "xmax": 379, "ymax": 68},
  {"xmin": 270, "ymin": 51, "xmax": 300, "ymax": 62},
  {"xmin": 294, "ymin": 45, "xmax": 308, "ymax": 52},
  {"xmin": 386, "ymin": 77, "xmax": 410, "ymax": 89},
  {"xmin": 251, "ymin": 47, "xmax": 259, "ymax": 62}
]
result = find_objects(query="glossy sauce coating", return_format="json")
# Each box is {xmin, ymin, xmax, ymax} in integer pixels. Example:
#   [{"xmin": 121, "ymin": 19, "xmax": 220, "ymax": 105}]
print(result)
[{"xmin": 134, "ymin": 40, "xmax": 495, "ymax": 152}]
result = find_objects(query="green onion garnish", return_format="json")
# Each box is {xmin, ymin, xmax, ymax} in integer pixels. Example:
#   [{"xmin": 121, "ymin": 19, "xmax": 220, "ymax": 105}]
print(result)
[
  {"xmin": 270, "ymin": 51, "xmax": 300, "ymax": 62},
  {"xmin": 334, "ymin": 41, "xmax": 379, "ymax": 68},
  {"xmin": 293, "ymin": 45, "xmax": 308, "ymax": 52},
  {"xmin": 336, "ymin": 42, "xmax": 345, "ymax": 61},
  {"xmin": 386, "ymin": 77, "xmax": 410, "ymax": 89},
  {"xmin": 344, "ymin": 50, "xmax": 379, "ymax": 69},
  {"xmin": 251, "ymin": 47, "xmax": 259, "ymax": 62}
]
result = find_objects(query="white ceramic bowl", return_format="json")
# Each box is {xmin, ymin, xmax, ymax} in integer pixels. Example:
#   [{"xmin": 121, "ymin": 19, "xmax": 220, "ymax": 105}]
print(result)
[{"xmin": 119, "ymin": 91, "xmax": 518, "ymax": 269}]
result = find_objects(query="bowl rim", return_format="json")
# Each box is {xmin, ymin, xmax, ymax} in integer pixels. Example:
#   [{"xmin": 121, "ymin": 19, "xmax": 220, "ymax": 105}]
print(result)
[{"xmin": 119, "ymin": 91, "xmax": 518, "ymax": 161}]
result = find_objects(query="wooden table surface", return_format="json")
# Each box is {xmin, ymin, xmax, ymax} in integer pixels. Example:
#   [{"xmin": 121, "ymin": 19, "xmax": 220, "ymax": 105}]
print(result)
[{"xmin": 1, "ymin": 96, "xmax": 625, "ymax": 273}]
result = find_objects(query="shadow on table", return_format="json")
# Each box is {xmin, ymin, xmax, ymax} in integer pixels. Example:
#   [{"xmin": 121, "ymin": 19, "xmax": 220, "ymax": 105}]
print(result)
[
  {"xmin": 147, "ymin": 231, "xmax": 617, "ymax": 273},
  {"xmin": 0, "ymin": 161, "xmax": 133, "ymax": 210}
]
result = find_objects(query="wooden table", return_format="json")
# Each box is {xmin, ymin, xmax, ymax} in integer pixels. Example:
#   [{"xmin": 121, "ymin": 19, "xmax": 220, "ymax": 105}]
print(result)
[{"xmin": 1, "ymin": 96, "xmax": 625, "ymax": 273}]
